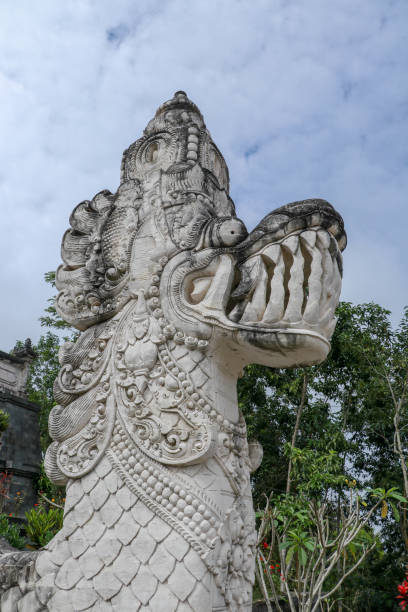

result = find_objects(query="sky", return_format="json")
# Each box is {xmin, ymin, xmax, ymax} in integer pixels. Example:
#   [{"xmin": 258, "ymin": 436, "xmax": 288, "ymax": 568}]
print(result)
[{"xmin": 0, "ymin": 0, "xmax": 407, "ymax": 350}]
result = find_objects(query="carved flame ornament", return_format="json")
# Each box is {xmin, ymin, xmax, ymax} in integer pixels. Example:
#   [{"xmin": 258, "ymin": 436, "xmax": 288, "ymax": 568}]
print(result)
[{"xmin": 0, "ymin": 92, "xmax": 346, "ymax": 611}]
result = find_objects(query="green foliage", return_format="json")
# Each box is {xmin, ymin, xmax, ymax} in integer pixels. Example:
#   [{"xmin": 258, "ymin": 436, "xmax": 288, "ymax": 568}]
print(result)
[
  {"xmin": 240, "ymin": 301, "xmax": 408, "ymax": 504},
  {"xmin": 24, "ymin": 331, "xmax": 61, "ymax": 452},
  {"xmin": 239, "ymin": 364, "xmax": 315, "ymax": 502},
  {"xmin": 25, "ymin": 506, "xmax": 63, "ymax": 548},
  {"xmin": 280, "ymin": 529, "xmax": 315, "ymax": 566},
  {"xmin": 35, "ymin": 462, "xmax": 65, "ymax": 506},
  {"xmin": 39, "ymin": 271, "xmax": 73, "ymax": 330},
  {"xmin": 0, "ymin": 409, "xmax": 9, "ymax": 433},
  {"xmin": 285, "ymin": 445, "xmax": 345, "ymax": 497},
  {"xmin": 20, "ymin": 271, "xmax": 76, "ymax": 453},
  {"xmin": 0, "ymin": 513, "xmax": 25, "ymax": 549},
  {"xmin": 242, "ymin": 302, "xmax": 408, "ymax": 609},
  {"xmin": 255, "ymin": 446, "xmax": 400, "ymax": 610}
]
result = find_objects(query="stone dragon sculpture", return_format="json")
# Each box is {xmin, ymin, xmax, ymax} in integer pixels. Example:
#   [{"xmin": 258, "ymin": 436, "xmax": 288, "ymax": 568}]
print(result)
[{"xmin": 0, "ymin": 92, "xmax": 346, "ymax": 611}]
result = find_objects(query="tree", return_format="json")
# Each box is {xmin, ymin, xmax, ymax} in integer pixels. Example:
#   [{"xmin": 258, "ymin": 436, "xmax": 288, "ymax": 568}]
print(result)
[
  {"xmin": 24, "ymin": 331, "xmax": 61, "ymax": 452},
  {"xmin": 240, "ymin": 302, "xmax": 408, "ymax": 610},
  {"xmin": 256, "ymin": 446, "xmax": 405, "ymax": 612}
]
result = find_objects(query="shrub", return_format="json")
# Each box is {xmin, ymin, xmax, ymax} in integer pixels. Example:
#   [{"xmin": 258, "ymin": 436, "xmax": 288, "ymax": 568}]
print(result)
[
  {"xmin": 0, "ymin": 471, "xmax": 12, "ymax": 513},
  {"xmin": 0, "ymin": 513, "xmax": 25, "ymax": 549},
  {"xmin": 0, "ymin": 409, "xmax": 9, "ymax": 433},
  {"xmin": 397, "ymin": 572, "xmax": 408, "ymax": 610},
  {"xmin": 25, "ymin": 506, "xmax": 63, "ymax": 548}
]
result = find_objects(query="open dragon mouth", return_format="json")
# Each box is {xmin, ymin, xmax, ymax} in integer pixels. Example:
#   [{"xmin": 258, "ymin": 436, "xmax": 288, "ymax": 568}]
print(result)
[
  {"xmin": 161, "ymin": 198, "xmax": 346, "ymax": 366},
  {"xmin": 153, "ymin": 199, "xmax": 345, "ymax": 369},
  {"xmin": 185, "ymin": 227, "xmax": 342, "ymax": 340}
]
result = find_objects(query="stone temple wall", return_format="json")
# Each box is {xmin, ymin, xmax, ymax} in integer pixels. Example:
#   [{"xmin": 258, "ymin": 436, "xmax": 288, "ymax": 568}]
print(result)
[{"xmin": 0, "ymin": 344, "xmax": 41, "ymax": 518}]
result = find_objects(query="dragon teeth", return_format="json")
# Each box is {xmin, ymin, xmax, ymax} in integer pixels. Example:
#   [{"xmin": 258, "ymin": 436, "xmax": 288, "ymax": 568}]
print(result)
[
  {"xmin": 239, "ymin": 258, "xmax": 268, "ymax": 323},
  {"xmin": 183, "ymin": 229, "xmax": 342, "ymax": 340},
  {"xmin": 200, "ymin": 255, "xmax": 234, "ymax": 313},
  {"xmin": 231, "ymin": 230, "xmax": 342, "ymax": 336}
]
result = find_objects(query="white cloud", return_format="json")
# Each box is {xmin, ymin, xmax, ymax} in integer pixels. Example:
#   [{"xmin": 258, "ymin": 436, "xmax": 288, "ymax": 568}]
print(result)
[{"xmin": 0, "ymin": 0, "xmax": 407, "ymax": 348}]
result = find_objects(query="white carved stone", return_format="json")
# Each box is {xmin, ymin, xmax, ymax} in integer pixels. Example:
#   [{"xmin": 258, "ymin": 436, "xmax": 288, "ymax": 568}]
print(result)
[
  {"xmin": 0, "ymin": 91, "xmax": 346, "ymax": 611},
  {"xmin": 0, "ymin": 340, "xmax": 36, "ymax": 397}
]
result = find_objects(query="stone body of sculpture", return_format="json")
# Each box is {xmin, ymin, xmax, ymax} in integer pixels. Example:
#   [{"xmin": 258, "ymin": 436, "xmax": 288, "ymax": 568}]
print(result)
[{"xmin": 0, "ymin": 92, "xmax": 346, "ymax": 611}]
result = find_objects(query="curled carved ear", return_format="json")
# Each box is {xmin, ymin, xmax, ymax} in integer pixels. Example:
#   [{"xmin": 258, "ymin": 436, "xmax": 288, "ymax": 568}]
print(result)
[
  {"xmin": 44, "ymin": 442, "xmax": 67, "ymax": 486},
  {"xmin": 45, "ymin": 390, "xmax": 116, "ymax": 484},
  {"xmin": 56, "ymin": 181, "xmax": 142, "ymax": 330}
]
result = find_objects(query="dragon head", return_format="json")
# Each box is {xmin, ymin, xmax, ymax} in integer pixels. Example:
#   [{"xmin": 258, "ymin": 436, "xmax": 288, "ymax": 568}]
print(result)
[{"xmin": 56, "ymin": 91, "xmax": 346, "ymax": 371}]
